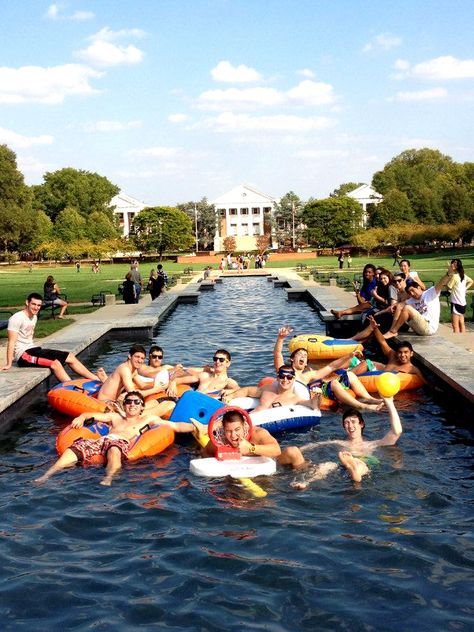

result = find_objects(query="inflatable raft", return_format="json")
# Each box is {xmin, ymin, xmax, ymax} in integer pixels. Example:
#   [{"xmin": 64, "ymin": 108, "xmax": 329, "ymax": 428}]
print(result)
[
  {"xmin": 288, "ymin": 334, "xmax": 363, "ymax": 360},
  {"xmin": 56, "ymin": 421, "xmax": 175, "ymax": 464},
  {"xmin": 48, "ymin": 379, "xmax": 106, "ymax": 418},
  {"xmin": 357, "ymin": 370, "xmax": 424, "ymax": 393}
]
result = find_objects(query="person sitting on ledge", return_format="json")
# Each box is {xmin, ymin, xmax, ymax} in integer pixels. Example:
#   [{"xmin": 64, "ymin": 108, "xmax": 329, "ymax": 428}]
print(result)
[
  {"xmin": 331, "ymin": 264, "xmax": 377, "ymax": 320},
  {"xmin": 1, "ymin": 293, "xmax": 105, "ymax": 384}
]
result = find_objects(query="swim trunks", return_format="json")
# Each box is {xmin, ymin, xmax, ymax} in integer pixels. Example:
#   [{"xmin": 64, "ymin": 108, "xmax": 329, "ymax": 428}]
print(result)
[
  {"xmin": 18, "ymin": 347, "xmax": 69, "ymax": 369},
  {"xmin": 322, "ymin": 370, "xmax": 351, "ymax": 401},
  {"xmin": 70, "ymin": 436, "xmax": 130, "ymax": 464}
]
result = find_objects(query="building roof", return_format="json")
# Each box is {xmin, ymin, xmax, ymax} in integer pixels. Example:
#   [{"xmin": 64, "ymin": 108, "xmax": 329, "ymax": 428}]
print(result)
[
  {"xmin": 110, "ymin": 192, "xmax": 147, "ymax": 213},
  {"xmin": 212, "ymin": 183, "xmax": 278, "ymax": 206},
  {"xmin": 346, "ymin": 184, "xmax": 383, "ymax": 202}
]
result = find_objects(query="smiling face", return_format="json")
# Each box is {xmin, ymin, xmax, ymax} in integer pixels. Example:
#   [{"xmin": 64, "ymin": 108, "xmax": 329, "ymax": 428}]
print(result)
[
  {"xmin": 343, "ymin": 414, "xmax": 365, "ymax": 441},
  {"xmin": 399, "ymin": 261, "xmax": 410, "ymax": 275},
  {"xmin": 213, "ymin": 353, "xmax": 230, "ymax": 374},
  {"xmin": 277, "ymin": 368, "xmax": 296, "ymax": 391},
  {"xmin": 380, "ymin": 273, "xmax": 390, "ymax": 285},
  {"xmin": 396, "ymin": 345, "xmax": 413, "ymax": 364},
  {"xmin": 223, "ymin": 419, "xmax": 245, "ymax": 448},
  {"xmin": 407, "ymin": 286, "xmax": 423, "ymax": 300},
  {"xmin": 26, "ymin": 297, "xmax": 42, "ymax": 318},
  {"xmin": 129, "ymin": 352, "xmax": 146, "ymax": 370}
]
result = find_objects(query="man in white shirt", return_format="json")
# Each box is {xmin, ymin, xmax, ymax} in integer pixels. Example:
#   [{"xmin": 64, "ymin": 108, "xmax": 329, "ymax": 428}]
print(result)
[
  {"xmin": 384, "ymin": 268, "xmax": 452, "ymax": 339},
  {"xmin": 1, "ymin": 293, "xmax": 104, "ymax": 383}
]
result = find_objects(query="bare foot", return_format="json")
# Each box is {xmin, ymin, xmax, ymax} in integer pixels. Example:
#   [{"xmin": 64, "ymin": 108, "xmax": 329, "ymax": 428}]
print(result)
[
  {"xmin": 96, "ymin": 367, "xmax": 107, "ymax": 382},
  {"xmin": 331, "ymin": 309, "xmax": 342, "ymax": 319},
  {"xmin": 338, "ymin": 451, "xmax": 369, "ymax": 482},
  {"xmin": 383, "ymin": 331, "xmax": 397, "ymax": 339},
  {"xmin": 362, "ymin": 402, "xmax": 384, "ymax": 412},
  {"xmin": 100, "ymin": 477, "xmax": 112, "ymax": 486},
  {"xmin": 34, "ymin": 475, "xmax": 48, "ymax": 485}
]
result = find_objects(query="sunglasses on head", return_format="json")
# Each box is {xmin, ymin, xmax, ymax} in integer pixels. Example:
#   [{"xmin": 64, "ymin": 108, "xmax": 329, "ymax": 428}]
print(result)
[
  {"xmin": 150, "ymin": 353, "xmax": 163, "ymax": 359},
  {"xmin": 213, "ymin": 356, "xmax": 227, "ymax": 363},
  {"xmin": 124, "ymin": 398, "xmax": 142, "ymax": 405},
  {"xmin": 278, "ymin": 372, "xmax": 295, "ymax": 381}
]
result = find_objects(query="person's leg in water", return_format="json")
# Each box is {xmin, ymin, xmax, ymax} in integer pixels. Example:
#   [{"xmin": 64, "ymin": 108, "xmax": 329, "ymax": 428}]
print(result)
[
  {"xmin": 290, "ymin": 461, "xmax": 339, "ymax": 489},
  {"xmin": 339, "ymin": 451, "xmax": 369, "ymax": 482},
  {"xmin": 278, "ymin": 446, "xmax": 306, "ymax": 469},
  {"xmin": 100, "ymin": 446, "xmax": 123, "ymax": 486},
  {"xmin": 330, "ymin": 378, "xmax": 383, "ymax": 411},
  {"xmin": 34, "ymin": 448, "xmax": 79, "ymax": 484}
]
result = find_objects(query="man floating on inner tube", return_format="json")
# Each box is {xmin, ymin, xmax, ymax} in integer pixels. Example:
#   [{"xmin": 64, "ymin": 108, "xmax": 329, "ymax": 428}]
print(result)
[
  {"xmin": 274, "ymin": 326, "xmax": 384, "ymax": 412},
  {"xmin": 34, "ymin": 391, "xmax": 195, "ymax": 487}
]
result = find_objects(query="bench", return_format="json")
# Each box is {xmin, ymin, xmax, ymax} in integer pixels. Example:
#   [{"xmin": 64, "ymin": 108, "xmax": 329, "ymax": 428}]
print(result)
[
  {"xmin": 91, "ymin": 291, "xmax": 106, "ymax": 307},
  {"xmin": 40, "ymin": 294, "xmax": 67, "ymax": 319},
  {"xmin": 0, "ymin": 310, "xmax": 13, "ymax": 331},
  {"xmin": 336, "ymin": 276, "xmax": 351, "ymax": 288},
  {"xmin": 296, "ymin": 263, "xmax": 308, "ymax": 272},
  {"xmin": 183, "ymin": 267, "xmax": 193, "ymax": 275}
]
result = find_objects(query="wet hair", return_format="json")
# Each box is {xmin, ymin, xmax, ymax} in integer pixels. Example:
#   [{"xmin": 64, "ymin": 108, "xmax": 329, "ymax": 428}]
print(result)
[
  {"xmin": 451, "ymin": 258, "xmax": 465, "ymax": 282},
  {"xmin": 124, "ymin": 391, "xmax": 145, "ymax": 406},
  {"xmin": 149, "ymin": 345, "xmax": 163, "ymax": 356},
  {"xmin": 215, "ymin": 349, "xmax": 231, "ymax": 361},
  {"xmin": 222, "ymin": 410, "xmax": 246, "ymax": 426},
  {"xmin": 129, "ymin": 344, "xmax": 146, "ymax": 357},
  {"xmin": 290, "ymin": 347, "xmax": 308, "ymax": 359},
  {"xmin": 27, "ymin": 292, "xmax": 43, "ymax": 303},
  {"xmin": 395, "ymin": 340, "xmax": 413, "ymax": 352},
  {"xmin": 342, "ymin": 408, "xmax": 365, "ymax": 434}
]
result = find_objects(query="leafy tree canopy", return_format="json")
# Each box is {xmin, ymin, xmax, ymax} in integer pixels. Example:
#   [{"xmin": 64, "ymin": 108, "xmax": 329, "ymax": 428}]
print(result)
[
  {"xmin": 330, "ymin": 182, "xmax": 364, "ymax": 197},
  {"xmin": 370, "ymin": 189, "xmax": 415, "ymax": 228},
  {"xmin": 32, "ymin": 167, "xmax": 119, "ymax": 222},
  {"xmin": 176, "ymin": 197, "xmax": 216, "ymax": 250},
  {"xmin": 303, "ymin": 197, "xmax": 363, "ymax": 247},
  {"xmin": 130, "ymin": 206, "xmax": 194, "ymax": 255}
]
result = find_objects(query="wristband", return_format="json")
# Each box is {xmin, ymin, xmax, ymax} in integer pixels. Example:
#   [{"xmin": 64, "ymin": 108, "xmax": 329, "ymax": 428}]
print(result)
[{"xmin": 249, "ymin": 443, "xmax": 256, "ymax": 454}]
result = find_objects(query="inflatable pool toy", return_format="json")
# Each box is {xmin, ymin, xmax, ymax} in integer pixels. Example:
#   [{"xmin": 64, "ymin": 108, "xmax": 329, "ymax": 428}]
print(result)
[
  {"xmin": 189, "ymin": 406, "xmax": 276, "ymax": 480},
  {"xmin": 257, "ymin": 376, "xmax": 353, "ymax": 412},
  {"xmin": 357, "ymin": 371, "xmax": 423, "ymax": 393},
  {"xmin": 48, "ymin": 379, "xmax": 107, "ymax": 417},
  {"xmin": 56, "ymin": 420, "xmax": 175, "ymax": 464},
  {"xmin": 375, "ymin": 372, "xmax": 401, "ymax": 397},
  {"xmin": 288, "ymin": 334, "xmax": 363, "ymax": 360}
]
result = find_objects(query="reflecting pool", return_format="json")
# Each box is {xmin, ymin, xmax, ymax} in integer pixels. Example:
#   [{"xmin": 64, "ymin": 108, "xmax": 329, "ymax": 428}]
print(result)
[{"xmin": 0, "ymin": 278, "xmax": 472, "ymax": 631}]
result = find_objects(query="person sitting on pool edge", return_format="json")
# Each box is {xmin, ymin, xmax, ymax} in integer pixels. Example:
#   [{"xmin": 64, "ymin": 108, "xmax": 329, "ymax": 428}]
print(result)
[
  {"xmin": 1, "ymin": 293, "xmax": 105, "ymax": 384},
  {"xmin": 167, "ymin": 349, "xmax": 239, "ymax": 400},
  {"xmin": 192, "ymin": 408, "xmax": 306, "ymax": 470},
  {"xmin": 292, "ymin": 396, "xmax": 402, "ymax": 488},
  {"xmin": 34, "ymin": 391, "xmax": 196, "ymax": 487},
  {"xmin": 330, "ymin": 263, "xmax": 377, "ymax": 320}
]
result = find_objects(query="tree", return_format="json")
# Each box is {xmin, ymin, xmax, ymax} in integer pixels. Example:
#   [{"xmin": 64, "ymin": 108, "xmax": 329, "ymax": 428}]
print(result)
[
  {"xmin": 443, "ymin": 185, "xmax": 471, "ymax": 223},
  {"xmin": 177, "ymin": 198, "xmax": 216, "ymax": 250},
  {"xmin": 370, "ymin": 189, "xmax": 415, "ymax": 227},
  {"xmin": 256, "ymin": 235, "xmax": 270, "ymax": 255},
  {"xmin": 86, "ymin": 211, "xmax": 120, "ymax": 243},
  {"xmin": 330, "ymin": 182, "xmax": 364, "ymax": 197},
  {"xmin": 223, "ymin": 236, "xmax": 236, "ymax": 254},
  {"xmin": 54, "ymin": 207, "xmax": 87, "ymax": 243},
  {"xmin": 0, "ymin": 144, "xmax": 36, "ymax": 253},
  {"xmin": 272, "ymin": 191, "xmax": 304, "ymax": 250},
  {"xmin": 32, "ymin": 168, "xmax": 119, "ymax": 222},
  {"xmin": 351, "ymin": 228, "xmax": 385, "ymax": 255},
  {"xmin": 130, "ymin": 206, "xmax": 194, "ymax": 256},
  {"xmin": 303, "ymin": 197, "xmax": 363, "ymax": 247}
]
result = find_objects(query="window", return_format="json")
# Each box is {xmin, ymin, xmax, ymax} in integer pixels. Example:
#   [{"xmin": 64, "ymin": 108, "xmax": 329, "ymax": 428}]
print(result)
[
  {"xmin": 253, "ymin": 223, "xmax": 261, "ymax": 236},
  {"xmin": 240, "ymin": 208, "xmax": 249, "ymax": 215},
  {"xmin": 229, "ymin": 208, "xmax": 237, "ymax": 216},
  {"xmin": 219, "ymin": 208, "xmax": 226, "ymax": 216},
  {"xmin": 241, "ymin": 223, "xmax": 249, "ymax": 236},
  {"xmin": 252, "ymin": 207, "xmax": 260, "ymax": 215},
  {"xmin": 230, "ymin": 224, "xmax": 237, "ymax": 236}
]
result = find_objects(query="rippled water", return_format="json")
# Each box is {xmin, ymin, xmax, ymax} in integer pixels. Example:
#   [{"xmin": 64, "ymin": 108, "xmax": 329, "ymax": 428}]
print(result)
[{"xmin": 0, "ymin": 278, "xmax": 473, "ymax": 631}]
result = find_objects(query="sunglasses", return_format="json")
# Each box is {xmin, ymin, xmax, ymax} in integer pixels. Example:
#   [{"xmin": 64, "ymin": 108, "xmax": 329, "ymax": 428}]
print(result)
[
  {"xmin": 150, "ymin": 353, "xmax": 163, "ymax": 359},
  {"xmin": 213, "ymin": 356, "xmax": 227, "ymax": 363},
  {"xmin": 124, "ymin": 398, "xmax": 142, "ymax": 406},
  {"xmin": 278, "ymin": 373, "xmax": 295, "ymax": 381},
  {"xmin": 394, "ymin": 279, "xmax": 403, "ymax": 283}
]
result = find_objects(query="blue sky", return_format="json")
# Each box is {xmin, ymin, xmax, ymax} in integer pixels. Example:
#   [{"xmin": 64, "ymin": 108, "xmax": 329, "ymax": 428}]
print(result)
[{"xmin": 1, "ymin": 0, "xmax": 473, "ymax": 205}]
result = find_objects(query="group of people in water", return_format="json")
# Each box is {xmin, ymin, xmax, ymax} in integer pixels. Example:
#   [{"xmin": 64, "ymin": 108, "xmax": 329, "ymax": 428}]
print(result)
[{"xmin": 332, "ymin": 258, "xmax": 472, "ymax": 337}]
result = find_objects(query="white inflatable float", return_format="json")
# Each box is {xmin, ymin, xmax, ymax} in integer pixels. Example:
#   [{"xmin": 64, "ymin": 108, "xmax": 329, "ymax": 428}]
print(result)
[{"xmin": 190, "ymin": 455, "xmax": 276, "ymax": 478}]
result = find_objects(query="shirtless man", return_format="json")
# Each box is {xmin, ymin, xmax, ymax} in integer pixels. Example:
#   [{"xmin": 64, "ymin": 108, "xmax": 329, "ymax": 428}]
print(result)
[
  {"xmin": 98, "ymin": 345, "xmax": 171, "ymax": 412},
  {"xmin": 293, "ymin": 396, "xmax": 402, "ymax": 488},
  {"xmin": 193, "ymin": 408, "xmax": 305, "ymax": 470},
  {"xmin": 274, "ymin": 326, "xmax": 383, "ymax": 411},
  {"xmin": 350, "ymin": 316, "xmax": 426, "ymax": 382},
  {"xmin": 134, "ymin": 345, "xmax": 185, "ymax": 393},
  {"xmin": 34, "ymin": 391, "xmax": 195, "ymax": 486},
  {"xmin": 167, "ymin": 349, "xmax": 239, "ymax": 399},
  {"xmin": 223, "ymin": 365, "xmax": 320, "ymax": 413}
]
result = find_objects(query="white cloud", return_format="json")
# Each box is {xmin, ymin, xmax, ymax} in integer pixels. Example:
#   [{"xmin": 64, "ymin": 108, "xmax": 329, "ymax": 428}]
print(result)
[
  {"xmin": 89, "ymin": 27, "xmax": 146, "ymax": 42},
  {"xmin": 0, "ymin": 64, "xmax": 102, "ymax": 104},
  {"xmin": 287, "ymin": 80, "xmax": 336, "ymax": 106},
  {"xmin": 168, "ymin": 113, "xmax": 189, "ymax": 123},
  {"xmin": 0, "ymin": 126, "xmax": 54, "ymax": 149},
  {"xmin": 411, "ymin": 56, "xmax": 474, "ymax": 80},
  {"xmin": 77, "ymin": 41, "xmax": 143, "ymax": 67},
  {"xmin": 84, "ymin": 120, "xmax": 142, "ymax": 132},
  {"xmin": 45, "ymin": 4, "xmax": 94, "ymax": 21},
  {"xmin": 129, "ymin": 146, "xmax": 182, "ymax": 158},
  {"xmin": 297, "ymin": 69, "xmax": 315, "ymax": 78},
  {"xmin": 197, "ymin": 80, "xmax": 336, "ymax": 110},
  {"xmin": 17, "ymin": 155, "xmax": 56, "ymax": 179},
  {"xmin": 392, "ymin": 88, "xmax": 447, "ymax": 102},
  {"xmin": 199, "ymin": 112, "xmax": 336, "ymax": 133},
  {"xmin": 363, "ymin": 32, "xmax": 402, "ymax": 53},
  {"xmin": 211, "ymin": 60, "xmax": 261, "ymax": 83}
]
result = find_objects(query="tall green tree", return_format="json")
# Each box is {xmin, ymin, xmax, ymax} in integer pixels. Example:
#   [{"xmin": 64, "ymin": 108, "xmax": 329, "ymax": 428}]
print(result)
[
  {"xmin": 86, "ymin": 211, "xmax": 120, "ymax": 243},
  {"xmin": 370, "ymin": 189, "xmax": 415, "ymax": 227},
  {"xmin": 303, "ymin": 197, "xmax": 363, "ymax": 247},
  {"xmin": 177, "ymin": 197, "xmax": 216, "ymax": 250},
  {"xmin": 330, "ymin": 182, "xmax": 364, "ymax": 197},
  {"xmin": 0, "ymin": 144, "xmax": 37, "ymax": 253},
  {"xmin": 130, "ymin": 206, "xmax": 194, "ymax": 256},
  {"xmin": 272, "ymin": 191, "xmax": 304, "ymax": 249},
  {"xmin": 32, "ymin": 167, "xmax": 119, "ymax": 222},
  {"xmin": 55, "ymin": 207, "xmax": 87, "ymax": 243}
]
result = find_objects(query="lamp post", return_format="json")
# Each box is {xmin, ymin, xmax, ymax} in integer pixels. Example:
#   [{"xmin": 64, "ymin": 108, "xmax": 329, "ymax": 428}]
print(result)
[
  {"xmin": 158, "ymin": 219, "xmax": 163, "ymax": 261},
  {"xmin": 194, "ymin": 204, "xmax": 199, "ymax": 252},
  {"xmin": 291, "ymin": 201, "xmax": 296, "ymax": 251}
]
